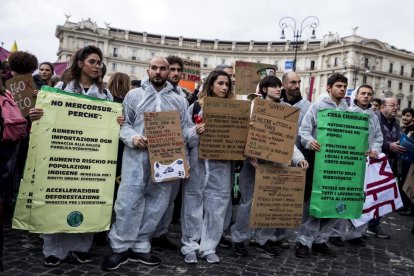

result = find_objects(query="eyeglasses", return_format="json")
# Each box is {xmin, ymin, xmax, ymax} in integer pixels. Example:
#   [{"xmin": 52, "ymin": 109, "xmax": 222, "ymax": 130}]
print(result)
[
  {"xmin": 86, "ymin": 59, "xmax": 103, "ymax": 68},
  {"xmin": 384, "ymin": 104, "xmax": 399, "ymax": 108}
]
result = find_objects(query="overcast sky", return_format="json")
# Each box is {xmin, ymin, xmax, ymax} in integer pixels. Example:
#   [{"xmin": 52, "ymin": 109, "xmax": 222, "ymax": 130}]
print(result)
[{"xmin": 1, "ymin": 0, "xmax": 413, "ymax": 63}]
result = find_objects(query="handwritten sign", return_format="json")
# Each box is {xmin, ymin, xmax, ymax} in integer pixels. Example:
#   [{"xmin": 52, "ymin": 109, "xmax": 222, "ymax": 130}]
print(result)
[
  {"xmin": 249, "ymin": 164, "xmax": 305, "ymax": 228},
  {"xmin": 144, "ymin": 111, "xmax": 189, "ymax": 182},
  {"xmin": 5, "ymin": 74, "xmax": 37, "ymax": 117},
  {"xmin": 198, "ymin": 97, "xmax": 250, "ymax": 160},
  {"xmin": 182, "ymin": 59, "xmax": 201, "ymax": 83},
  {"xmin": 244, "ymin": 98, "xmax": 299, "ymax": 164},
  {"xmin": 234, "ymin": 61, "xmax": 276, "ymax": 95},
  {"xmin": 403, "ymin": 163, "xmax": 414, "ymax": 204}
]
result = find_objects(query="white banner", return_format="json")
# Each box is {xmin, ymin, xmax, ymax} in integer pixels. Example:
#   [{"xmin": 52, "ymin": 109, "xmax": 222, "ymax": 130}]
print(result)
[{"xmin": 351, "ymin": 154, "xmax": 403, "ymax": 227}]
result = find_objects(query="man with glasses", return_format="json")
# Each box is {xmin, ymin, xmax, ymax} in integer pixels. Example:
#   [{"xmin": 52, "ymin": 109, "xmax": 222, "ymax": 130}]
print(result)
[{"xmin": 366, "ymin": 97, "xmax": 405, "ymax": 239}]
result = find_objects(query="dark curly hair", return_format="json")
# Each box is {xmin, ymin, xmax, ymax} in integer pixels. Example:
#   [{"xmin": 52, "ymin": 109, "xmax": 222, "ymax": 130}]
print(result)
[
  {"xmin": 8, "ymin": 51, "xmax": 38, "ymax": 75},
  {"xmin": 69, "ymin": 45, "xmax": 104, "ymax": 92},
  {"xmin": 166, "ymin": 55, "xmax": 184, "ymax": 70}
]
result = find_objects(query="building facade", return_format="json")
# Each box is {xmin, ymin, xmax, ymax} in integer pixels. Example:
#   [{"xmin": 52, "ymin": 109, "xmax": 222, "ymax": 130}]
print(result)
[{"xmin": 55, "ymin": 18, "xmax": 414, "ymax": 108}]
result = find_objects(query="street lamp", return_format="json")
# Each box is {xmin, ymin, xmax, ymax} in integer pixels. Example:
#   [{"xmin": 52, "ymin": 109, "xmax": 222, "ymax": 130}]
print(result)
[{"xmin": 279, "ymin": 16, "xmax": 319, "ymax": 72}]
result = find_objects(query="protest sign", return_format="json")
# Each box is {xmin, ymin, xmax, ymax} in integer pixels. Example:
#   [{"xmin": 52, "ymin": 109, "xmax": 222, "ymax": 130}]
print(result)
[
  {"xmin": 13, "ymin": 86, "xmax": 122, "ymax": 233},
  {"xmin": 199, "ymin": 97, "xmax": 250, "ymax": 160},
  {"xmin": 352, "ymin": 154, "xmax": 403, "ymax": 227},
  {"xmin": 403, "ymin": 163, "xmax": 414, "ymax": 205},
  {"xmin": 144, "ymin": 110, "xmax": 189, "ymax": 183},
  {"xmin": 244, "ymin": 98, "xmax": 299, "ymax": 164},
  {"xmin": 249, "ymin": 164, "xmax": 305, "ymax": 228},
  {"xmin": 182, "ymin": 59, "xmax": 201, "ymax": 83},
  {"xmin": 5, "ymin": 74, "xmax": 37, "ymax": 116},
  {"xmin": 234, "ymin": 61, "xmax": 276, "ymax": 95},
  {"xmin": 310, "ymin": 110, "xmax": 369, "ymax": 219}
]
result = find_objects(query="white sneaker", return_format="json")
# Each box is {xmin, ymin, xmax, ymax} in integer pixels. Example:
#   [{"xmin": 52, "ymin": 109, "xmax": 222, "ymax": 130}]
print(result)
[
  {"xmin": 205, "ymin": 253, "xmax": 220, "ymax": 263},
  {"xmin": 184, "ymin": 252, "xmax": 197, "ymax": 264}
]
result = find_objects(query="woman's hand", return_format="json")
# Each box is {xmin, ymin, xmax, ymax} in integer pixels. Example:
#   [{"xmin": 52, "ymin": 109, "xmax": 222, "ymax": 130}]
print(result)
[
  {"xmin": 29, "ymin": 108, "xmax": 44, "ymax": 121},
  {"xmin": 196, "ymin": 123, "xmax": 205, "ymax": 135}
]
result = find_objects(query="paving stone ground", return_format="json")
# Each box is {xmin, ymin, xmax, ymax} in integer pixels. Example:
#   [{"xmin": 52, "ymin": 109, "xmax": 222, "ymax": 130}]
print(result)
[{"xmin": 1, "ymin": 213, "xmax": 414, "ymax": 275}]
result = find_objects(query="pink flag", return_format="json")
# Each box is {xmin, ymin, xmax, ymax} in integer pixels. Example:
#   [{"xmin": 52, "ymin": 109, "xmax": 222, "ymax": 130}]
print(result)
[{"xmin": 53, "ymin": 61, "xmax": 69, "ymax": 76}]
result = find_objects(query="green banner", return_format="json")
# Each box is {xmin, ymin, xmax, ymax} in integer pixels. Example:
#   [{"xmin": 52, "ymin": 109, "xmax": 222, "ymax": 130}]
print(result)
[
  {"xmin": 309, "ymin": 109, "xmax": 369, "ymax": 219},
  {"xmin": 12, "ymin": 86, "xmax": 122, "ymax": 233}
]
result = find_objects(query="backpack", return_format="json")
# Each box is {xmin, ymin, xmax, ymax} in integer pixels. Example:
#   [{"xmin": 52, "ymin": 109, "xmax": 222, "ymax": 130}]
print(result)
[{"xmin": 0, "ymin": 91, "xmax": 28, "ymax": 142}]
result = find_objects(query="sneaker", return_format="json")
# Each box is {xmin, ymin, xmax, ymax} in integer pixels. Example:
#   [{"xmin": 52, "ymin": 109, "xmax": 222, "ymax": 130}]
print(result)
[
  {"xmin": 152, "ymin": 234, "xmax": 177, "ymax": 250},
  {"xmin": 44, "ymin": 255, "xmax": 61, "ymax": 266},
  {"xmin": 366, "ymin": 226, "xmax": 390, "ymax": 239},
  {"xmin": 102, "ymin": 252, "xmax": 128, "ymax": 271},
  {"xmin": 295, "ymin": 243, "xmax": 310, "ymax": 258},
  {"xmin": 312, "ymin": 242, "xmax": 336, "ymax": 257},
  {"xmin": 205, "ymin": 253, "xmax": 220, "ymax": 263},
  {"xmin": 129, "ymin": 251, "xmax": 161, "ymax": 266},
  {"xmin": 234, "ymin": 242, "xmax": 248, "ymax": 256},
  {"xmin": 71, "ymin": 251, "xmax": 92, "ymax": 263},
  {"xmin": 218, "ymin": 236, "xmax": 232, "ymax": 248},
  {"xmin": 253, "ymin": 241, "xmax": 279, "ymax": 256},
  {"xmin": 347, "ymin": 237, "xmax": 365, "ymax": 246},
  {"xmin": 184, "ymin": 252, "xmax": 197, "ymax": 264},
  {"xmin": 269, "ymin": 238, "xmax": 290, "ymax": 249},
  {"xmin": 329, "ymin": 237, "xmax": 345, "ymax": 247}
]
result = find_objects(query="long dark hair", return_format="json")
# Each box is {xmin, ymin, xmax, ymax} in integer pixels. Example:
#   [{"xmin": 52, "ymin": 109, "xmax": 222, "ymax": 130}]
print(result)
[
  {"xmin": 198, "ymin": 70, "xmax": 233, "ymax": 101},
  {"xmin": 69, "ymin": 45, "xmax": 104, "ymax": 92}
]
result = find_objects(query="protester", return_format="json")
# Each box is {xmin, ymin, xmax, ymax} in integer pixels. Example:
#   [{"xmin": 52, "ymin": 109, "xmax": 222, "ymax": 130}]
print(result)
[
  {"xmin": 29, "ymin": 45, "xmax": 116, "ymax": 266},
  {"xmin": 152, "ymin": 55, "xmax": 193, "ymax": 250},
  {"xmin": 398, "ymin": 107, "xmax": 414, "ymax": 216},
  {"xmin": 366, "ymin": 97, "xmax": 405, "ymax": 239},
  {"xmin": 33, "ymin": 62, "xmax": 55, "ymax": 88},
  {"xmin": 102, "ymin": 57, "xmax": 195, "ymax": 271},
  {"xmin": 371, "ymin": 98, "xmax": 381, "ymax": 112},
  {"xmin": 339, "ymin": 85, "xmax": 383, "ymax": 246},
  {"xmin": 295, "ymin": 73, "xmax": 349, "ymax": 258},
  {"xmin": 231, "ymin": 75, "xmax": 308, "ymax": 257},
  {"xmin": 214, "ymin": 64, "xmax": 238, "ymax": 249},
  {"xmin": 181, "ymin": 70, "xmax": 233, "ymax": 264}
]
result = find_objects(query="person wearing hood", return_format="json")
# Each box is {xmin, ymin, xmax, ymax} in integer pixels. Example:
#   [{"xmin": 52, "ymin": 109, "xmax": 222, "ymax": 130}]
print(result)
[
  {"xmin": 295, "ymin": 73, "xmax": 349, "ymax": 258},
  {"xmin": 231, "ymin": 75, "xmax": 308, "ymax": 257},
  {"xmin": 330, "ymin": 85, "xmax": 383, "ymax": 247},
  {"xmin": 102, "ymin": 57, "xmax": 196, "ymax": 271}
]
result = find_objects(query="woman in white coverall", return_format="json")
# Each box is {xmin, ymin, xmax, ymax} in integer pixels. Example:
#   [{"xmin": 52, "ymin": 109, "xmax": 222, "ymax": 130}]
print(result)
[
  {"xmin": 231, "ymin": 75, "xmax": 308, "ymax": 257},
  {"xmin": 181, "ymin": 70, "xmax": 234, "ymax": 264},
  {"xmin": 29, "ymin": 45, "xmax": 118, "ymax": 266}
]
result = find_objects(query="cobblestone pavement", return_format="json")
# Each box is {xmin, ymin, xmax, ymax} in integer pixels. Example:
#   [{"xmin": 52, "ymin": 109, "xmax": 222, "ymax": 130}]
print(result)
[{"xmin": 2, "ymin": 213, "xmax": 414, "ymax": 276}]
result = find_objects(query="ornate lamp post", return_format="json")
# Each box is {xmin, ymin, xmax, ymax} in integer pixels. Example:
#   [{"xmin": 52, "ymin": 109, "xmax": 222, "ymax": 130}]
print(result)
[{"xmin": 279, "ymin": 16, "xmax": 319, "ymax": 72}]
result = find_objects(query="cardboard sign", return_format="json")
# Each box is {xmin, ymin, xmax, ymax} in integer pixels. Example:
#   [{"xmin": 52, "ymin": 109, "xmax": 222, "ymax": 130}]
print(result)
[
  {"xmin": 403, "ymin": 163, "xmax": 414, "ymax": 204},
  {"xmin": 144, "ymin": 111, "xmax": 189, "ymax": 182},
  {"xmin": 234, "ymin": 61, "xmax": 276, "ymax": 95},
  {"xmin": 244, "ymin": 98, "xmax": 299, "ymax": 164},
  {"xmin": 249, "ymin": 164, "xmax": 305, "ymax": 228},
  {"xmin": 199, "ymin": 97, "xmax": 251, "ymax": 160},
  {"xmin": 5, "ymin": 74, "xmax": 37, "ymax": 117},
  {"xmin": 182, "ymin": 59, "xmax": 201, "ymax": 83}
]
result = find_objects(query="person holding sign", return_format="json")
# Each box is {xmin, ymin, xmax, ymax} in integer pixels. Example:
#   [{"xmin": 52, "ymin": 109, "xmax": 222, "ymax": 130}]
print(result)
[
  {"xmin": 181, "ymin": 70, "xmax": 234, "ymax": 264},
  {"xmin": 29, "ymin": 46, "xmax": 116, "ymax": 266},
  {"xmin": 338, "ymin": 85, "xmax": 383, "ymax": 246},
  {"xmin": 102, "ymin": 57, "xmax": 195, "ymax": 271},
  {"xmin": 295, "ymin": 73, "xmax": 349, "ymax": 258},
  {"xmin": 231, "ymin": 76, "xmax": 308, "ymax": 257}
]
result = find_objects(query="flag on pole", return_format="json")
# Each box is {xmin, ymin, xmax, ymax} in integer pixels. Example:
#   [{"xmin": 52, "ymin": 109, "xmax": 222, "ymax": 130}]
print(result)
[{"xmin": 10, "ymin": 41, "xmax": 18, "ymax": 52}]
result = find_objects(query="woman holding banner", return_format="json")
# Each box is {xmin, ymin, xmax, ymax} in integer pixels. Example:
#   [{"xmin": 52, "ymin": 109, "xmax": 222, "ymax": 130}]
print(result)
[
  {"xmin": 181, "ymin": 70, "xmax": 233, "ymax": 264},
  {"xmin": 29, "ymin": 45, "xmax": 118, "ymax": 266},
  {"xmin": 231, "ymin": 75, "xmax": 308, "ymax": 257}
]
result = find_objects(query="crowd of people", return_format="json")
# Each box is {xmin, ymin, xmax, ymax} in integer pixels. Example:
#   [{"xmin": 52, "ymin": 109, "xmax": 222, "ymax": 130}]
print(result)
[{"xmin": 0, "ymin": 46, "xmax": 413, "ymax": 272}]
